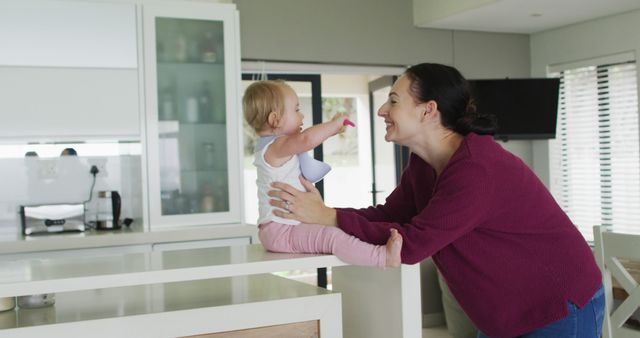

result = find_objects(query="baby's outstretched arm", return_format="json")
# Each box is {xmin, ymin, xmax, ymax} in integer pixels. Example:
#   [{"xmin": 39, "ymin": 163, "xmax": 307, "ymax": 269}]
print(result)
[{"xmin": 267, "ymin": 113, "xmax": 348, "ymax": 163}]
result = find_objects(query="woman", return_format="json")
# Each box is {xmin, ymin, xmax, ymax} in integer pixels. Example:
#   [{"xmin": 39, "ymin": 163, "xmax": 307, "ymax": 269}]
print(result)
[{"xmin": 268, "ymin": 63, "xmax": 604, "ymax": 338}]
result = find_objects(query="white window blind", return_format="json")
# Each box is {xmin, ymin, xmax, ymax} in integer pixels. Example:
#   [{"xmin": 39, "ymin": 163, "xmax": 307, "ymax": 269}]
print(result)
[{"xmin": 549, "ymin": 61, "xmax": 639, "ymax": 241}]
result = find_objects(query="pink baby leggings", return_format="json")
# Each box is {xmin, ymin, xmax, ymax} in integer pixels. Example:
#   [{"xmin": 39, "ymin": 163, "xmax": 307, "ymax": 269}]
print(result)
[{"xmin": 259, "ymin": 221, "xmax": 386, "ymax": 267}]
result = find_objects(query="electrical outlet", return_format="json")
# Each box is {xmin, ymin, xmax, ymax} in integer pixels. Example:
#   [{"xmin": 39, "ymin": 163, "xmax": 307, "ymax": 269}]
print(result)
[
  {"xmin": 38, "ymin": 160, "xmax": 58, "ymax": 180},
  {"xmin": 88, "ymin": 159, "xmax": 108, "ymax": 178}
]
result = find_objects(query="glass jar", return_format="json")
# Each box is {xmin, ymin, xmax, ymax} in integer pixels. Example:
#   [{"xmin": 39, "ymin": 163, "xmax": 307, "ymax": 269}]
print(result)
[
  {"xmin": 96, "ymin": 191, "xmax": 114, "ymax": 228},
  {"xmin": 185, "ymin": 97, "xmax": 199, "ymax": 123},
  {"xmin": 203, "ymin": 143, "xmax": 215, "ymax": 169}
]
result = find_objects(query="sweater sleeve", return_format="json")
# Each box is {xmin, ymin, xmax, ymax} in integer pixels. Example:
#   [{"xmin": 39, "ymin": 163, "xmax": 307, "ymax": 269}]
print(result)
[{"xmin": 338, "ymin": 159, "xmax": 493, "ymax": 264}]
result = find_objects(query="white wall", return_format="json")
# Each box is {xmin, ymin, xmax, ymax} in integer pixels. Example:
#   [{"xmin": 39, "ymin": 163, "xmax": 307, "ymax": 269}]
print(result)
[
  {"xmin": 530, "ymin": 9, "xmax": 640, "ymax": 186},
  {"xmin": 235, "ymin": 0, "xmax": 451, "ymax": 66},
  {"xmin": 234, "ymin": 0, "xmax": 534, "ymax": 168},
  {"xmin": 234, "ymin": 0, "xmax": 529, "ymax": 70}
]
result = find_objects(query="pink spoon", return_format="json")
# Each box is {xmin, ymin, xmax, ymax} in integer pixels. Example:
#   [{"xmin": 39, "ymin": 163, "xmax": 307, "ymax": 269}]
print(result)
[{"xmin": 343, "ymin": 118, "xmax": 356, "ymax": 127}]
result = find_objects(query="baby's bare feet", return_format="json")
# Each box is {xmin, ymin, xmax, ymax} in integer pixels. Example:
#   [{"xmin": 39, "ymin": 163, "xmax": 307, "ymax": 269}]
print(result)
[{"xmin": 385, "ymin": 228, "xmax": 402, "ymax": 267}]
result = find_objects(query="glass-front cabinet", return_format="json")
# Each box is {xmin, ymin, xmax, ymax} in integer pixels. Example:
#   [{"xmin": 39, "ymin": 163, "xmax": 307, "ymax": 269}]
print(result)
[{"xmin": 142, "ymin": 3, "xmax": 242, "ymax": 227}]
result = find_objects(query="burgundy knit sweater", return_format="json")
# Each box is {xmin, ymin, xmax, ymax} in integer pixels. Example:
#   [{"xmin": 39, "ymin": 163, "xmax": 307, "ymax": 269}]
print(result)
[{"xmin": 336, "ymin": 133, "xmax": 601, "ymax": 338}]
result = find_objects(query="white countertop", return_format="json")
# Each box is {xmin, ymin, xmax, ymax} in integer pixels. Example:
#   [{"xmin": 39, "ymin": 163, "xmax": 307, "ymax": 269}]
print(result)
[
  {"xmin": 0, "ymin": 274, "xmax": 332, "ymax": 329},
  {"xmin": 0, "ymin": 222, "xmax": 258, "ymax": 255},
  {"xmin": 0, "ymin": 244, "xmax": 345, "ymax": 297},
  {"xmin": 0, "ymin": 274, "xmax": 342, "ymax": 337}
]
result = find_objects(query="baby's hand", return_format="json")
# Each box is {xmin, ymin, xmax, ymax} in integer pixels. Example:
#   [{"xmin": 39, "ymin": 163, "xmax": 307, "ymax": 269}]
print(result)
[
  {"xmin": 330, "ymin": 113, "xmax": 347, "ymax": 125},
  {"xmin": 330, "ymin": 113, "xmax": 348, "ymax": 134}
]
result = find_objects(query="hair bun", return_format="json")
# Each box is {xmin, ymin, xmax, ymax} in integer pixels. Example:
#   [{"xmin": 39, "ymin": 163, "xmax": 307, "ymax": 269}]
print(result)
[
  {"xmin": 455, "ymin": 113, "xmax": 497, "ymax": 135},
  {"xmin": 465, "ymin": 99, "xmax": 477, "ymax": 115}
]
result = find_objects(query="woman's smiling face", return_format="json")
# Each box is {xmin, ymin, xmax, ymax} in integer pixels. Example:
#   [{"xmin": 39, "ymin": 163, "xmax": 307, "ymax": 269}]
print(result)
[{"xmin": 377, "ymin": 75, "xmax": 426, "ymax": 145}]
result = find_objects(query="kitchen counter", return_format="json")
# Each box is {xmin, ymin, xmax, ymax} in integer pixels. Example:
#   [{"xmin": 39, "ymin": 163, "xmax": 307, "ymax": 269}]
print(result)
[
  {"xmin": 0, "ymin": 244, "xmax": 345, "ymax": 297},
  {"xmin": 0, "ymin": 222, "xmax": 258, "ymax": 255}
]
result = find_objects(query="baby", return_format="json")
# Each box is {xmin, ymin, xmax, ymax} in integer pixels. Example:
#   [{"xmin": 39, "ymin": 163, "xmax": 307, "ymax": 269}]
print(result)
[{"xmin": 243, "ymin": 80, "xmax": 401, "ymax": 267}]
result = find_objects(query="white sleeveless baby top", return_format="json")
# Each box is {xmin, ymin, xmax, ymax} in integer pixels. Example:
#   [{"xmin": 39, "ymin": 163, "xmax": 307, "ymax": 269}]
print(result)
[{"xmin": 254, "ymin": 138, "xmax": 305, "ymax": 225}]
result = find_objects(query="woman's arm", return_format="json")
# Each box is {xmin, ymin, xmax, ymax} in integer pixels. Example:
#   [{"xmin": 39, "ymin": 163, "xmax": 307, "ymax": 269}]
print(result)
[
  {"xmin": 270, "ymin": 153, "xmax": 428, "ymax": 224},
  {"xmin": 269, "ymin": 168, "xmax": 419, "ymax": 226},
  {"xmin": 269, "ymin": 156, "xmax": 492, "ymax": 265},
  {"xmin": 338, "ymin": 160, "xmax": 494, "ymax": 264},
  {"xmin": 271, "ymin": 158, "xmax": 493, "ymax": 264}
]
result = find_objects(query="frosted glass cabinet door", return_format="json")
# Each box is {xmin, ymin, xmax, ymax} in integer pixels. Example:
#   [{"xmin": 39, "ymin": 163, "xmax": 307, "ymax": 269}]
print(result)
[{"xmin": 143, "ymin": 3, "xmax": 242, "ymax": 227}]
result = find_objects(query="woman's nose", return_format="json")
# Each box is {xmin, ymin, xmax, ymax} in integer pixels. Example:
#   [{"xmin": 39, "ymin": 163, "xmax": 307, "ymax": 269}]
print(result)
[{"xmin": 377, "ymin": 104, "xmax": 387, "ymax": 117}]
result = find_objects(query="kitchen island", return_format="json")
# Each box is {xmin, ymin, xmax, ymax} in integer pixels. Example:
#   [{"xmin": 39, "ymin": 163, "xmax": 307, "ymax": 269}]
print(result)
[
  {"xmin": 0, "ymin": 242, "xmax": 421, "ymax": 337},
  {"xmin": 0, "ymin": 274, "xmax": 341, "ymax": 337}
]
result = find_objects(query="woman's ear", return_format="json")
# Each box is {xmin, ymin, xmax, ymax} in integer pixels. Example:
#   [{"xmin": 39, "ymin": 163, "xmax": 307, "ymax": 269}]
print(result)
[
  {"xmin": 421, "ymin": 101, "xmax": 438, "ymax": 120},
  {"xmin": 426, "ymin": 101, "xmax": 438, "ymax": 116}
]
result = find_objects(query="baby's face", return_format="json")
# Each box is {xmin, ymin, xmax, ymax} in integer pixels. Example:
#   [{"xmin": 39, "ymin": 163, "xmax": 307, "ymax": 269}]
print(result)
[{"xmin": 279, "ymin": 86, "xmax": 304, "ymax": 135}]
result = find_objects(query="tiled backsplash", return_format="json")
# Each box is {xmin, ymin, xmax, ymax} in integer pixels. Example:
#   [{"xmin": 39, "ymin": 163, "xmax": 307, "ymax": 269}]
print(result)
[{"xmin": 0, "ymin": 144, "xmax": 143, "ymax": 230}]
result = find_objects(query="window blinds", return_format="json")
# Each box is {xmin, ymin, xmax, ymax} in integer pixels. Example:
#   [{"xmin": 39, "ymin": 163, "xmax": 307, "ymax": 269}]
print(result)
[{"xmin": 549, "ymin": 61, "xmax": 639, "ymax": 241}]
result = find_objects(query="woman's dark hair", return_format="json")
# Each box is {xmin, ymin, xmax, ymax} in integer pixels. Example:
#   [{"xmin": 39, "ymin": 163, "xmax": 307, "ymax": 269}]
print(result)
[{"xmin": 404, "ymin": 63, "xmax": 497, "ymax": 135}]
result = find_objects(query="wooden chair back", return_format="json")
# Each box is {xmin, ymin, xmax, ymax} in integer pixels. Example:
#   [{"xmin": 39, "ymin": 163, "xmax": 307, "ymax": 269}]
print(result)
[{"xmin": 594, "ymin": 225, "xmax": 640, "ymax": 338}]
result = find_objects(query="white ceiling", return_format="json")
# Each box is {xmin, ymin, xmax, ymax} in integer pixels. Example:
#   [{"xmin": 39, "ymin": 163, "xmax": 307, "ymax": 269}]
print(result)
[{"xmin": 413, "ymin": 0, "xmax": 640, "ymax": 34}]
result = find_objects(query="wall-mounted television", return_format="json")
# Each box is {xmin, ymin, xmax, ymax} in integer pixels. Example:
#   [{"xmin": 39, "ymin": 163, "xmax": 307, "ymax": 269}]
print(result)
[{"xmin": 468, "ymin": 78, "xmax": 560, "ymax": 141}]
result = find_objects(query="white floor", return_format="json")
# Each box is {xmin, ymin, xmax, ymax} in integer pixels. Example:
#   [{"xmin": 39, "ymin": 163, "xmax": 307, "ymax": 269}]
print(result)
[{"xmin": 422, "ymin": 325, "xmax": 453, "ymax": 338}]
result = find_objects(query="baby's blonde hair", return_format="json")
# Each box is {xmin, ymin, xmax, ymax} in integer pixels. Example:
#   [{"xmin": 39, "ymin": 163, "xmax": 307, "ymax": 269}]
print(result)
[{"xmin": 243, "ymin": 80, "xmax": 290, "ymax": 132}]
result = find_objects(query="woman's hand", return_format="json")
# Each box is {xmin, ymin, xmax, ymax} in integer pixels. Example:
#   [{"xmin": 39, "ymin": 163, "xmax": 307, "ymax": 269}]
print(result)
[{"xmin": 268, "ymin": 175, "xmax": 337, "ymax": 226}]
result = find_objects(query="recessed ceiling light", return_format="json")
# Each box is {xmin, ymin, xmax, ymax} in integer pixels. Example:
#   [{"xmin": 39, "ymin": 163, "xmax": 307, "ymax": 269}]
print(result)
[{"xmin": 530, "ymin": 13, "xmax": 543, "ymax": 17}]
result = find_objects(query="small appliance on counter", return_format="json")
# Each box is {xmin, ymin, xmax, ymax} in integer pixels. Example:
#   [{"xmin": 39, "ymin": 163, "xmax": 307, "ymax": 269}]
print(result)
[
  {"xmin": 91, "ymin": 190, "xmax": 133, "ymax": 230},
  {"xmin": 95, "ymin": 190, "xmax": 120, "ymax": 230},
  {"xmin": 20, "ymin": 203, "xmax": 86, "ymax": 236}
]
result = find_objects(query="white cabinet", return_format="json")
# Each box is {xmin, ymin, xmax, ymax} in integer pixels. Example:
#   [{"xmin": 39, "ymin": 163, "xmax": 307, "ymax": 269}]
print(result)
[
  {"xmin": 142, "ymin": 3, "xmax": 243, "ymax": 228},
  {"xmin": 0, "ymin": 0, "xmax": 140, "ymax": 140},
  {"xmin": 0, "ymin": 0, "xmax": 244, "ymax": 227},
  {"xmin": 0, "ymin": 0, "xmax": 137, "ymax": 69},
  {"xmin": 0, "ymin": 67, "xmax": 140, "ymax": 140}
]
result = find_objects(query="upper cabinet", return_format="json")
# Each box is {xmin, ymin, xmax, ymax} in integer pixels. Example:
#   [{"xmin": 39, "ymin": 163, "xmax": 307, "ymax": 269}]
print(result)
[
  {"xmin": 0, "ymin": 0, "xmax": 137, "ymax": 69},
  {"xmin": 0, "ymin": 0, "xmax": 140, "ymax": 140},
  {"xmin": 0, "ymin": 0, "xmax": 243, "ymax": 228},
  {"xmin": 142, "ymin": 3, "xmax": 243, "ymax": 227}
]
